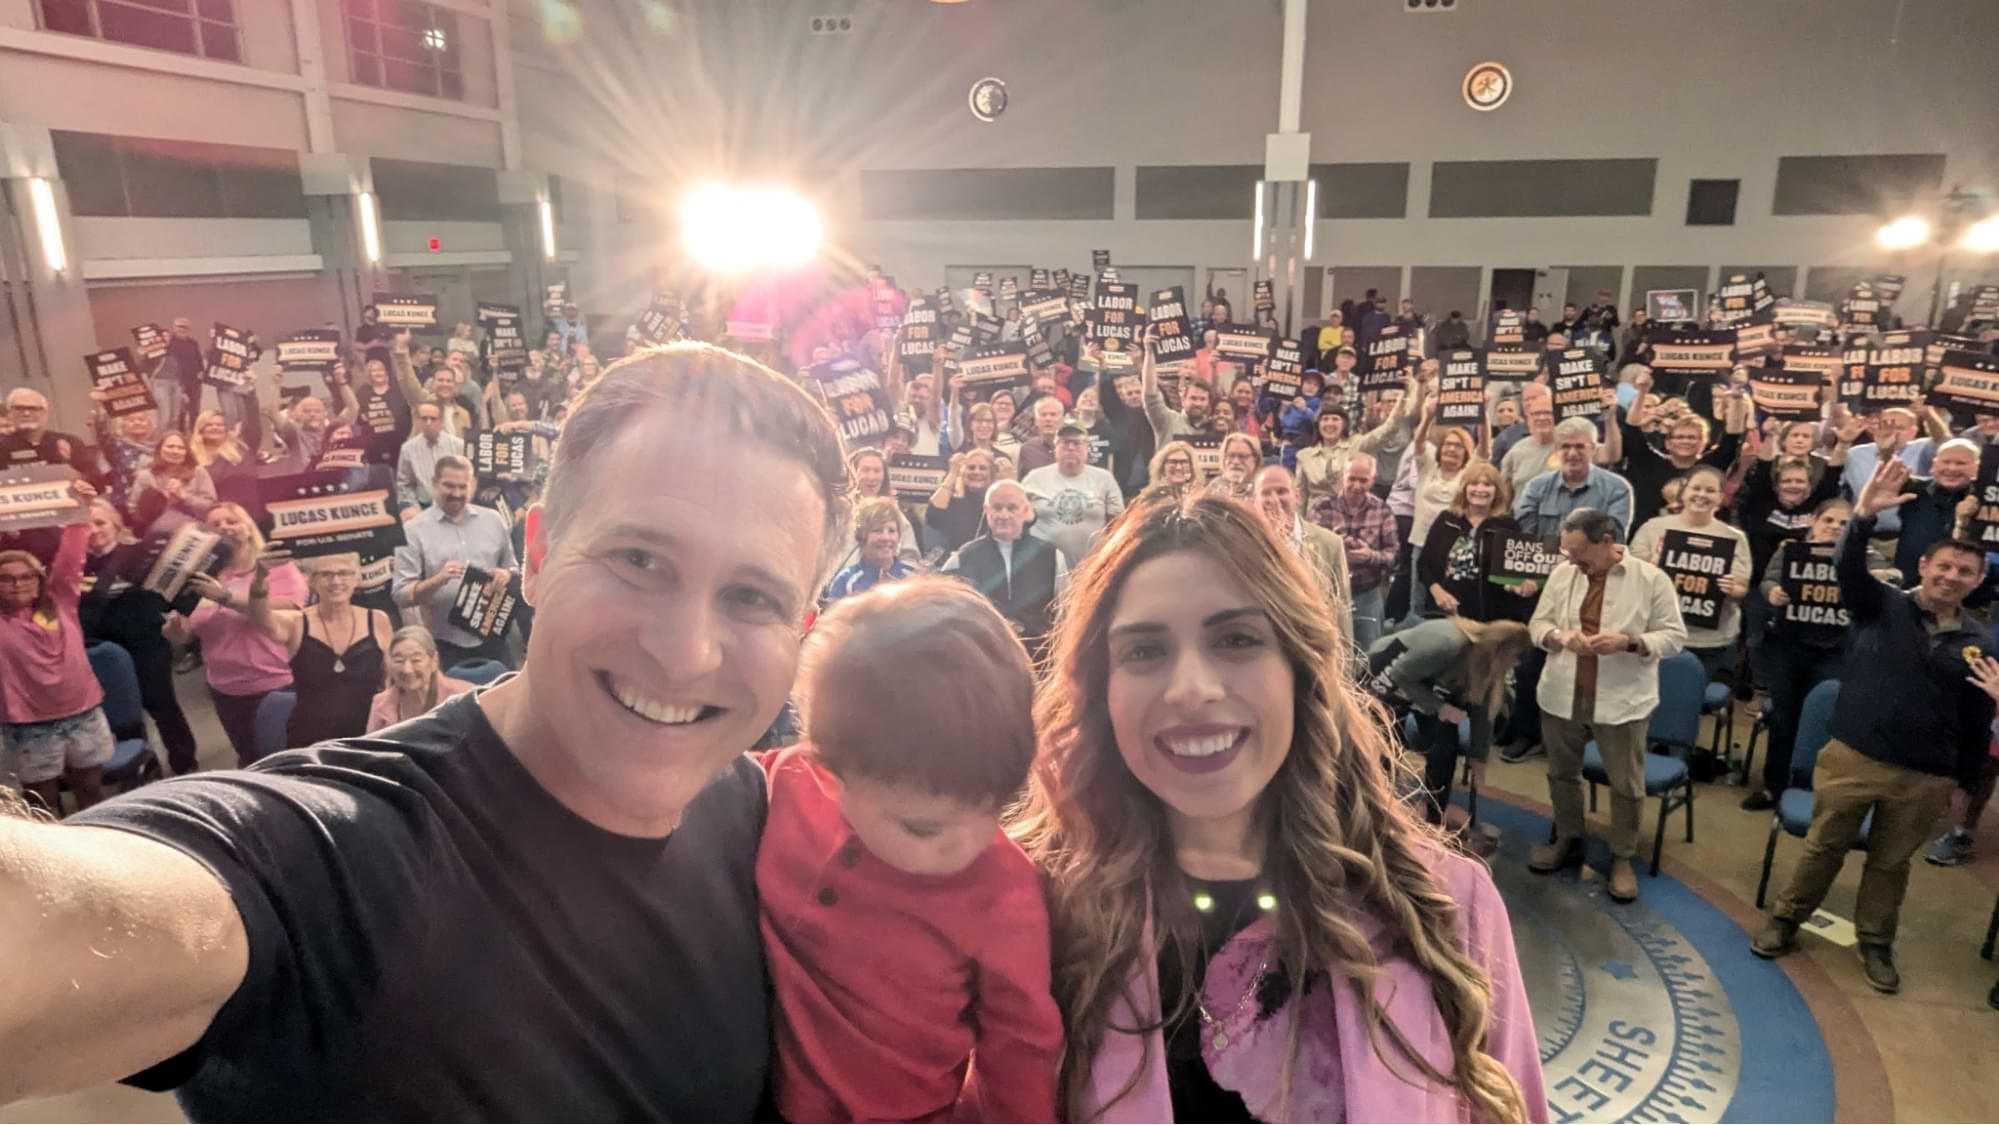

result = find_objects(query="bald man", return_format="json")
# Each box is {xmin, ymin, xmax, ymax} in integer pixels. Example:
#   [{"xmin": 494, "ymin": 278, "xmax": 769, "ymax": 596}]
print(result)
[{"xmin": 941, "ymin": 479, "xmax": 1069, "ymax": 653}]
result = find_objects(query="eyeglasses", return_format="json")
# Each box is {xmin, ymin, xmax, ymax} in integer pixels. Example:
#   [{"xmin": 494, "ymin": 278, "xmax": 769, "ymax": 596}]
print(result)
[
  {"xmin": 9, "ymin": 404, "xmax": 46, "ymax": 415},
  {"xmin": 0, "ymin": 574, "xmax": 39, "ymax": 586},
  {"xmin": 1164, "ymin": 457, "xmax": 1193, "ymax": 467}
]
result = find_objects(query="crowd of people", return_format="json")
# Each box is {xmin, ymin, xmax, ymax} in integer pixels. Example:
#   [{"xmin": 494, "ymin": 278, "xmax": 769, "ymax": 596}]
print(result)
[{"xmin": 3, "ymin": 266, "xmax": 1999, "ymax": 1119}]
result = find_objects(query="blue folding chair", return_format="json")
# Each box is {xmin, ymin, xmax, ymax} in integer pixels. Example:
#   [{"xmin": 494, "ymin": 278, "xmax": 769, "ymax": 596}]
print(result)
[
  {"xmin": 1584, "ymin": 650, "xmax": 1704, "ymax": 875},
  {"xmin": 1755, "ymin": 680, "xmax": 1864, "ymax": 908},
  {"xmin": 83, "ymin": 642, "xmax": 162, "ymax": 793},
  {"xmin": 447, "ymin": 659, "xmax": 509, "ymax": 686},
  {"xmin": 251, "ymin": 690, "xmax": 297, "ymax": 764}
]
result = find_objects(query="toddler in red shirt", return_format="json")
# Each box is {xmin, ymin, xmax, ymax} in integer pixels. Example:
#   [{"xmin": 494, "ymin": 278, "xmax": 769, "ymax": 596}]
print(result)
[{"xmin": 758, "ymin": 576, "xmax": 1062, "ymax": 1122}]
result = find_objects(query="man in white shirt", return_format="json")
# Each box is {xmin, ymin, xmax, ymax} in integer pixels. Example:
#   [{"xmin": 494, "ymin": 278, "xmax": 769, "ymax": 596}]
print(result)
[
  {"xmin": 396, "ymin": 403, "xmax": 467, "ymax": 518},
  {"xmin": 1526, "ymin": 507, "xmax": 1688, "ymax": 903},
  {"xmin": 1021, "ymin": 421, "xmax": 1125, "ymax": 566}
]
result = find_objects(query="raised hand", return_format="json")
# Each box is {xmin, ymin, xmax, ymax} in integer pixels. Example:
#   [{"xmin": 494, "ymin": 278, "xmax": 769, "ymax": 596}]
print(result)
[{"xmin": 1855, "ymin": 458, "xmax": 1915, "ymax": 519}]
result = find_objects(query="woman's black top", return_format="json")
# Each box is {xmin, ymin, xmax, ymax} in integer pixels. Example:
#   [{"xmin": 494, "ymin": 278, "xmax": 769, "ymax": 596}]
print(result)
[
  {"xmin": 927, "ymin": 487, "xmax": 988, "ymax": 554},
  {"xmin": 1157, "ymin": 876, "xmax": 1287, "ymax": 1124},
  {"xmin": 1417, "ymin": 512, "xmax": 1535, "ymax": 623}
]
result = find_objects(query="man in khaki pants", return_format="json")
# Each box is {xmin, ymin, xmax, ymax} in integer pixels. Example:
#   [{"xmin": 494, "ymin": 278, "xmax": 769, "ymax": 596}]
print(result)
[
  {"xmin": 1754, "ymin": 459, "xmax": 1999, "ymax": 993},
  {"xmin": 1526, "ymin": 508, "xmax": 1688, "ymax": 903}
]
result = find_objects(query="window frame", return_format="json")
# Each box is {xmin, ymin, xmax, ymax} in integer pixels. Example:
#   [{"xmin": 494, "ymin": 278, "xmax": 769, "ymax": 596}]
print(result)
[
  {"xmin": 36, "ymin": 0, "xmax": 242, "ymax": 64},
  {"xmin": 339, "ymin": 0, "xmax": 465, "ymax": 102}
]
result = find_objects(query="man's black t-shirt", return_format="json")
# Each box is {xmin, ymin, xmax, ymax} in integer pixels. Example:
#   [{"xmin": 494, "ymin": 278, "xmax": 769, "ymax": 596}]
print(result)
[{"xmin": 73, "ymin": 690, "xmax": 772, "ymax": 1120}]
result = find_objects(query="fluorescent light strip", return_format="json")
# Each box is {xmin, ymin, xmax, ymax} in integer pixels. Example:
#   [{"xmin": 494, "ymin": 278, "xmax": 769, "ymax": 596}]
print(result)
[
  {"xmin": 1303, "ymin": 178, "xmax": 1317, "ymax": 260},
  {"xmin": 1252, "ymin": 180, "xmax": 1265, "ymax": 261},
  {"xmin": 28, "ymin": 178, "xmax": 66, "ymax": 273},
  {"xmin": 357, "ymin": 191, "xmax": 381, "ymax": 264},
  {"xmin": 538, "ymin": 198, "xmax": 557, "ymax": 259}
]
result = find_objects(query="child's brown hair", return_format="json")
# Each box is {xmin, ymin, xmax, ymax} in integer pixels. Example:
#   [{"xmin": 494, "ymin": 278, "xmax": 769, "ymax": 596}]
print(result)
[{"xmin": 800, "ymin": 575, "xmax": 1035, "ymax": 806}]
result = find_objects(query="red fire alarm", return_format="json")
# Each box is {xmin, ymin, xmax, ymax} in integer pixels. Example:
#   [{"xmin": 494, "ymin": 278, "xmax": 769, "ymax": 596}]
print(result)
[{"xmin": 427, "ymin": 237, "xmax": 442, "ymax": 252}]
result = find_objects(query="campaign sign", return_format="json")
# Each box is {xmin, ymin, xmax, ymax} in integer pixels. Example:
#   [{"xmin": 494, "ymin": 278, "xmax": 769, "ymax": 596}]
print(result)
[
  {"xmin": 1780, "ymin": 344, "xmax": 1842, "ymax": 380},
  {"xmin": 1361, "ymin": 323, "xmax": 1411, "ymax": 392},
  {"xmin": 276, "ymin": 329, "xmax": 341, "ymax": 374},
  {"xmin": 1216, "ymin": 327, "xmax": 1274, "ymax": 364},
  {"xmin": 1749, "ymin": 368, "xmax": 1823, "ymax": 421},
  {"xmin": 1549, "ymin": 349, "xmax": 1606, "ymax": 423},
  {"xmin": 888, "ymin": 453, "xmax": 949, "ymax": 501},
  {"xmin": 972, "ymin": 271, "xmax": 994, "ymax": 294},
  {"xmin": 1646, "ymin": 289, "xmax": 1700, "ymax": 324},
  {"xmin": 137, "ymin": 523, "xmax": 229, "ymax": 601},
  {"xmin": 1733, "ymin": 321, "xmax": 1778, "ymax": 360},
  {"xmin": 1777, "ymin": 541, "xmax": 1846, "ymax": 645},
  {"xmin": 1149, "ymin": 287, "xmax": 1198, "ymax": 364},
  {"xmin": 373, "ymin": 293, "xmax": 438, "ymax": 329},
  {"xmin": 935, "ymin": 286, "xmax": 958, "ymax": 315},
  {"xmin": 1030, "ymin": 268, "xmax": 1051, "ymax": 290},
  {"xmin": 999, "ymin": 276, "xmax": 1020, "ymax": 303},
  {"xmin": 131, "ymin": 323, "xmax": 169, "ymax": 363},
  {"xmin": 474, "ymin": 431, "xmax": 533, "ymax": 478},
  {"xmin": 1263, "ymin": 339, "xmax": 1306, "ymax": 398},
  {"xmin": 481, "ymin": 305, "xmax": 529, "ymax": 374},
  {"xmin": 1840, "ymin": 338, "xmax": 1925, "ymax": 409},
  {"xmin": 1484, "ymin": 527, "xmax": 1562, "ymax": 587},
  {"xmin": 631, "ymin": 300, "xmax": 681, "ymax": 347},
  {"xmin": 1185, "ymin": 434, "xmax": 1224, "ymax": 481},
  {"xmin": 1840, "ymin": 282, "xmax": 1882, "ymax": 328},
  {"xmin": 1067, "ymin": 273, "xmax": 1090, "ymax": 301},
  {"xmin": 1254, "ymin": 279, "xmax": 1275, "ymax": 313},
  {"xmin": 969, "ymin": 311, "xmax": 1006, "ymax": 346},
  {"xmin": 86, "ymin": 348, "xmax": 153, "ymax": 417},
  {"xmin": 871, "ymin": 282, "xmax": 902, "ymax": 330},
  {"xmin": 543, "ymin": 282, "xmax": 568, "ymax": 319},
  {"xmin": 1091, "ymin": 283, "xmax": 1141, "ymax": 347},
  {"xmin": 0, "ymin": 465, "xmax": 81, "ymax": 532},
  {"xmin": 1646, "ymin": 327, "xmax": 1736, "ymax": 381},
  {"xmin": 1714, "ymin": 273, "xmax": 1759, "ymax": 326},
  {"xmin": 258, "ymin": 466, "xmax": 404, "ymax": 561},
  {"xmin": 1485, "ymin": 346, "xmax": 1542, "ymax": 381},
  {"xmin": 204, "ymin": 322, "xmax": 254, "ymax": 390},
  {"xmin": 725, "ymin": 319, "xmax": 777, "ymax": 342},
  {"xmin": 1437, "ymin": 349, "xmax": 1486, "ymax": 427},
  {"xmin": 1021, "ymin": 319, "xmax": 1056, "ymax": 371},
  {"xmin": 1658, "ymin": 529, "xmax": 1735, "ymax": 630},
  {"xmin": 1020, "ymin": 290, "xmax": 1069, "ymax": 328},
  {"xmin": 1966, "ymin": 447, "xmax": 1999, "ymax": 550},
  {"xmin": 1092, "ymin": 249, "xmax": 1111, "ymax": 271},
  {"xmin": 1928, "ymin": 350, "xmax": 1999, "ymax": 426},
  {"xmin": 807, "ymin": 362, "xmax": 894, "ymax": 446},
  {"xmin": 898, "ymin": 300, "xmax": 939, "ymax": 361},
  {"xmin": 1490, "ymin": 309, "xmax": 1526, "ymax": 346},
  {"xmin": 448, "ymin": 566, "xmax": 519, "ymax": 639},
  {"xmin": 1926, "ymin": 333, "xmax": 1983, "ymax": 380},
  {"xmin": 1771, "ymin": 299, "xmax": 1838, "ymax": 331}
]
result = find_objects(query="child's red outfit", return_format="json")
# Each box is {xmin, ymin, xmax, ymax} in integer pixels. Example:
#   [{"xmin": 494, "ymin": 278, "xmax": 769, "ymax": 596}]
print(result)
[{"xmin": 756, "ymin": 746, "xmax": 1062, "ymax": 1123}]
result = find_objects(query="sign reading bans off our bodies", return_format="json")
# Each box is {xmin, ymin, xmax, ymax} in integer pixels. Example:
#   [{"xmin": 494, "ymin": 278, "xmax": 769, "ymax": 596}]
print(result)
[
  {"xmin": 1658, "ymin": 529, "xmax": 1736, "ymax": 631},
  {"xmin": 257, "ymin": 467, "xmax": 405, "ymax": 562},
  {"xmin": 1483, "ymin": 528, "xmax": 1561, "ymax": 587}
]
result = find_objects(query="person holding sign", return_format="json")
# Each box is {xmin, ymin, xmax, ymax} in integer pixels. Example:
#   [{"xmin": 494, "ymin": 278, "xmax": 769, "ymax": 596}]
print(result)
[
  {"xmin": 1755, "ymin": 460, "xmax": 1996, "ymax": 994},
  {"xmin": 1628, "ymin": 466, "xmax": 1752, "ymax": 682},
  {"xmin": 392, "ymin": 456, "xmax": 518, "ymax": 670},
  {"xmin": 1418, "ymin": 463, "xmax": 1536, "ymax": 625},
  {"xmin": 1, "ymin": 478, "xmax": 111, "ymax": 815},
  {"xmin": 1527, "ymin": 508, "xmax": 1688, "ymax": 903},
  {"xmin": 169, "ymin": 503, "xmax": 307, "ymax": 766},
  {"xmin": 78, "ymin": 500, "xmax": 201, "ymax": 777},
  {"xmin": 243, "ymin": 553, "xmax": 395, "ymax": 749},
  {"xmin": 1741, "ymin": 498, "xmax": 1853, "ymax": 812}
]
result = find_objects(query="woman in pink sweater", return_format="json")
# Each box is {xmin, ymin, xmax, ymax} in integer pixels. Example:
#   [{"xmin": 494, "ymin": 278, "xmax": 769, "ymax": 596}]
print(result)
[
  {"xmin": 1014, "ymin": 491, "xmax": 1547, "ymax": 1122},
  {"xmin": 0, "ymin": 479, "xmax": 113, "ymax": 815}
]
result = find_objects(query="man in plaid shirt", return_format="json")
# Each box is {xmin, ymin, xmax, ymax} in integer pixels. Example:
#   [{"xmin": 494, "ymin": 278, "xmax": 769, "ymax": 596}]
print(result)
[{"xmin": 1310, "ymin": 451, "xmax": 1400, "ymax": 653}]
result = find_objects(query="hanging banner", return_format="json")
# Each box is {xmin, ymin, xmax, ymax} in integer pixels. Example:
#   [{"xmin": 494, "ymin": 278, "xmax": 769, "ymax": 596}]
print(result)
[
  {"xmin": 85, "ymin": 348, "xmax": 153, "ymax": 417},
  {"xmin": 1549, "ymin": 348, "xmax": 1607, "ymax": 423},
  {"xmin": 1929, "ymin": 350, "xmax": 1999, "ymax": 425},
  {"xmin": 887, "ymin": 453, "xmax": 950, "ymax": 501},
  {"xmin": 1749, "ymin": 368, "xmax": 1824, "ymax": 421},
  {"xmin": 1483, "ymin": 527, "xmax": 1563, "ymax": 587},
  {"xmin": 1840, "ymin": 338, "xmax": 1925, "ymax": 409},
  {"xmin": 276, "ymin": 329, "xmax": 341, "ymax": 374},
  {"xmin": 1148, "ymin": 287, "xmax": 1198, "ymax": 365},
  {"xmin": 1646, "ymin": 327, "xmax": 1737, "ymax": 383},
  {"xmin": 372, "ymin": 293, "xmax": 438, "ymax": 329},
  {"xmin": 1484, "ymin": 345, "xmax": 1542, "ymax": 381},
  {"xmin": 131, "ymin": 323, "xmax": 169, "ymax": 363},
  {"xmin": 1777, "ymin": 541, "xmax": 1847, "ymax": 645},
  {"xmin": 1437, "ymin": 349, "xmax": 1487, "ymax": 427},
  {"xmin": 448, "ymin": 566, "xmax": 520, "ymax": 639},
  {"xmin": 1658, "ymin": 529, "xmax": 1735, "ymax": 630},
  {"xmin": 1263, "ymin": 339, "xmax": 1305, "ymax": 398},
  {"xmin": 0, "ymin": 465, "xmax": 82, "ymax": 532},
  {"xmin": 1361, "ymin": 323, "xmax": 1411, "ymax": 392},
  {"xmin": 257, "ymin": 466, "xmax": 404, "ymax": 561},
  {"xmin": 136, "ymin": 523, "xmax": 230, "ymax": 601},
  {"xmin": 203, "ymin": 322, "xmax": 254, "ymax": 390}
]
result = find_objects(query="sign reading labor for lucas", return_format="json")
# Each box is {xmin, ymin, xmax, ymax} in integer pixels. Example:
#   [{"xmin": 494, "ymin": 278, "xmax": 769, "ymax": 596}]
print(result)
[
  {"xmin": 1658, "ymin": 529, "xmax": 1735, "ymax": 630},
  {"xmin": 256, "ymin": 466, "xmax": 405, "ymax": 561},
  {"xmin": 204, "ymin": 322, "xmax": 254, "ymax": 390},
  {"xmin": 1483, "ymin": 527, "xmax": 1561, "ymax": 587},
  {"xmin": 0, "ymin": 465, "xmax": 82, "ymax": 532},
  {"xmin": 449, "ymin": 566, "xmax": 519, "ymax": 639},
  {"xmin": 1778, "ymin": 541, "xmax": 1847, "ymax": 645}
]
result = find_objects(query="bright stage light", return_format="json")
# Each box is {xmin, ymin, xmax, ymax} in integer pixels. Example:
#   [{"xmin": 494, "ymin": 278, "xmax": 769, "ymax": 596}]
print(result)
[
  {"xmin": 680, "ymin": 184, "xmax": 822, "ymax": 272},
  {"xmin": 1962, "ymin": 215, "xmax": 1999, "ymax": 254},
  {"xmin": 1875, "ymin": 215, "xmax": 1931, "ymax": 250}
]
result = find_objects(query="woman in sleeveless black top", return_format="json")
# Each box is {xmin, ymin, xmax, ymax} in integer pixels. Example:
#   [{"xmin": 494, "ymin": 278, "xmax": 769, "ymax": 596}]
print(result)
[{"xmin": 244, "ymin": 553, "xmax": 394, "ymax": 749}]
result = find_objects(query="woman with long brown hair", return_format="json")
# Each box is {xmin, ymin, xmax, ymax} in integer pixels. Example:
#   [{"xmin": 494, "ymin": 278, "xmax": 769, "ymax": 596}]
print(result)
[
  {"xmin": 1013, "ymin": 491, "xmax": 1545, "ymax": 1122},
  {"xmin": 1368, "ymin": 616, "xmax": 1533, "ymax": 825},
  {"xmin": 128, "ymin": 430, "xmax": 216, "ymax": 536}
]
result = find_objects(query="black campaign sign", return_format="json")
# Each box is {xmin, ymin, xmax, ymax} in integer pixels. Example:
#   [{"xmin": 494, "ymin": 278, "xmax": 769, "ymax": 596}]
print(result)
[
  {"xmin": 373, "ymin": 293, "xmax": 438, "ymax": 329},
  {"xmin": 1658, "ymin": 529, "xmax": 1735, "ymax": 630},
  {"xmin": 898, "ymin": 300, "xmax": 939, "ymax": 360},
  {"xmin": 1437, "ymin": 349, "xmax": 1486, "ymax": 427},
  {"xmin": 1148, "ymin": 287, "xmax": 1197, "ymax": 364},
  {"xmin": 1840, "ymin": 338, "xmax": 1925, "ymax": 409},
  {"xmin": 1646, "ymin": 327, "xmax": 1737, "ymax": 382},
  {"xmin": 1484, "ymin": 527, "xmax": 1562, "ymax": 586},
  {"xmin": 1777, "ymin": 541, "xmax": 1847, "ymax": 644},
  {"xmin": 1253, "ymin": 279, "xmax": 1274, "ymax": 313},
  {"xmin": 1749, "ymin": 368, "xmax": 1823, "ymax": 421},
  {"xmin": 257, "ymin": 466, "xmax": 405, "ymax": 561},
  {"xmin": 1929, "ymin": 350, "xmax": 1999, "ymax": 426},
  {"xmin": 1020, "ymin": 290, "xmax": 1068, "ymax": 328},
  {"xmin": 807, "ymin": 363, "xmax": 894, "ymax": 446},
  {"xmin": 1490, "ymin": 309, "xmax": 1525, "ymax": 346},
  {"xmin": 275, "ymin": 329, "xmax": 341, "ymax": 374},
  {"xmin": 1966, "ymin": 446, "xmax": 1999, "ymax": 549},
  {"xmin": 888, "ymin": 454, "xmax": 949, "ymax": 500},
  {"xmin": 1780, "ymin": 345, "xmax": 1841, "ymax": 380},
  {"xmin": 480, "ymin": 303, "xmax": 529, "ymax": 375},
  {"xmin": 86, "ymin": 348, "xmax": 153, "ymax": 417},
  {"xmin": 203, "ymin": 322, "xmax": 254, "ymax": 390},
  {"xmin": 1484, "ymin": 346, "xmax": 1542, "ymax": 381},
  {"xmin": 132, "ymin": 323, "xmax": 169, "ymax": 362},
  {"xmin": 0, "ymin": 465, "xmax": 81, "ymax": 532},
  {"xmin": 1549, "ymin": 348, "xmax": 1606, "ymax": 423},
  {"xmin": 1714, "ymin": 273, "xmax": 1759, "ymax": 327},
  {"xmin": 137, "ymin": 522, "xmax": 230, "ymax": 601},
  {"xmin": 448, "ymin": 566, "xmax": 519, "ymax": 639},
  {"xmin": 1361, "ymin": 323, "xmax": 1411, "ymax": 392},
  {"xmin": 1090, "ymin": 283, "xmax": 1141, "ymax": 348},
  {"xmin": 474, "ymin": 431, "xmax": 532, "ymax": 477},
  {"xmin": 1263, "ymin": 338, "xmax": 1305, "ymax": 397}
]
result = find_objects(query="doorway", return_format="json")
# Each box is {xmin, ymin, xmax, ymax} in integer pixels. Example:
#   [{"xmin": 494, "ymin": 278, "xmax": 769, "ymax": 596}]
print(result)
[
  {"xmin": 1205, "ymin": 267, "xmax": 1247, "ymax": 318},
  {"xmin": 1490, "ymin": 268, "xmax": 1536, "ymax": 317}
]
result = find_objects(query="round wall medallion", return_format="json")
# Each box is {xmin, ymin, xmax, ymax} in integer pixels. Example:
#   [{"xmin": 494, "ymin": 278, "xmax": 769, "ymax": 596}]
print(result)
[
  {"xmin": 969, "ymin": 77, "xmax": 1008, "ymax": 123},
  {"xmin": 1462, "ymin": 61, "xmax": 1512, "ymax": 111}
]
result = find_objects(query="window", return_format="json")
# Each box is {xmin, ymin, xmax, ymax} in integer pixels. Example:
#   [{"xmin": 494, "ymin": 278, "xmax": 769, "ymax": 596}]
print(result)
[
  {"xmin": 37, "ymin": 0, "xmax": 241, "ymax": 62},
  {"xmin": 341, "ymin": 0, "xmax": 464, "ymax": 101},
  {"xmin": 1772, "ymin": 154, "xmax": 1945, "ymax": 216},
  {"xmin": 861, "ymin": 168, "xmax": 1114, "ymax": 221},
  {"xmin": 1429, "ymin": 159, "xmax": 1657, "ymax": 218},
  {"xmin": 1686, "ymin": 179, "xmax": 1739, "ymax": 226},
  {"xmin": 51, "ymin": 130, "xmax": 309, "ymax": 219}
]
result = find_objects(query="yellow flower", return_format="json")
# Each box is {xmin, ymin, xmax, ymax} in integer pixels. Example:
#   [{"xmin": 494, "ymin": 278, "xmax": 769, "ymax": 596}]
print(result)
[{"xmin": 1965, "ymin": 645, "xmax": 1984, "ymax": 665}]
